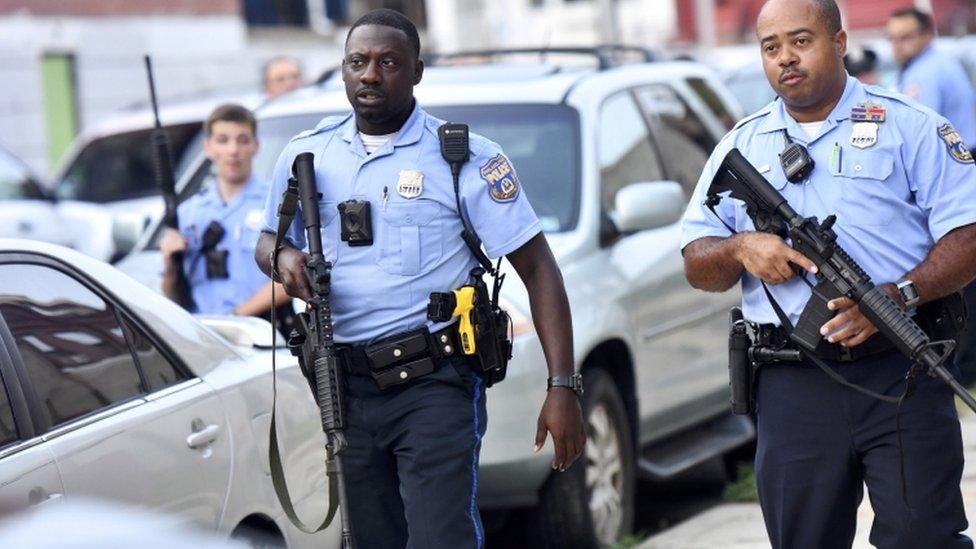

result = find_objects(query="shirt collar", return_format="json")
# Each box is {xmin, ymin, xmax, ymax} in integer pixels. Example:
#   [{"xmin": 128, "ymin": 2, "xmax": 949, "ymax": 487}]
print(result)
[
  {"xmin": 201, "ymin": 174, "xmax": 263, "ymax": 207},
  {"xmin": 339, "ymin": 101, "xmax": 425, "ymax": 150},
  {"xmin": 756, "ymin": 75, "xmax": 862, "ymax": 137}
]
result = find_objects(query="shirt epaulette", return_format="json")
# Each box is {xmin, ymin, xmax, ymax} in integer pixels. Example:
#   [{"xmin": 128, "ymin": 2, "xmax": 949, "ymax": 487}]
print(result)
[
  {"xmin": 732, "ymin": 101, "xmax": 776, "ymax": 132},
  {"xmin": 862, "ymin": 85, "xmax": 930, "ymax": 116},
  {"xmin": 291, "ymin": 113, "xmax": 351, "ymax": 141}
]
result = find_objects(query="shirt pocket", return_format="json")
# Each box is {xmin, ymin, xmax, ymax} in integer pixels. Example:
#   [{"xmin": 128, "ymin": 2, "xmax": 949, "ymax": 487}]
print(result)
[
  {"xmin": 831, "ymin": 150, "xmax": 895, "ymax": 226},
  {"xmin": 376, "ymin": 201, "xmax": 443, "ymax": 276}
]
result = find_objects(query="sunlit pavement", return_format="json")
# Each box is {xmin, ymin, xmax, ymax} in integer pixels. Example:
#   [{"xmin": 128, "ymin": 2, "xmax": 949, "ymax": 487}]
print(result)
[{"xmin": 642, "ymin": 406, "xmax": 976, "ymax": 548}]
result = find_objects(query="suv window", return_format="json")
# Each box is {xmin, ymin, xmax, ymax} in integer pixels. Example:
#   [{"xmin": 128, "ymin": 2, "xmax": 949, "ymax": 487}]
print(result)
[
  {"xmin": 598, "ymin": 91, "xmax": 664, "ymax": 210},
  {"xmin": 0, "ymin": 264, "xmax": 144, "ymax": 427},
  {"xmin": 0, "ymin": 371, "xmax": 16, "ymax": 446},
  {"xmin": 686, "ymin": 77, "xmax": 736, "ymax": 131},
  {"xmin": 634, "ymin": 84, "xmax": 713, "ymax": 195},
  {"xmin": 0, "ymin": 147, "xmax": 44, "ymax": 201},
  {"xmin": 55, "ymin": 122, "xmax": 201, "ymax": 203}
]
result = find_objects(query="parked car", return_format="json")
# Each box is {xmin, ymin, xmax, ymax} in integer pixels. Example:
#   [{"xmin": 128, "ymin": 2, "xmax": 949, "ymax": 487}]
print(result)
[
  {"xmin": 0, "ymin": 238, "xmax": 339, "ymax": 547},
  {"xmin": 117, "ymin": 48, "xmax": 751, "ymax": 547},
  {"xmin": 0, "ymin": 145, "xmax": 73, "ymax": 249}
]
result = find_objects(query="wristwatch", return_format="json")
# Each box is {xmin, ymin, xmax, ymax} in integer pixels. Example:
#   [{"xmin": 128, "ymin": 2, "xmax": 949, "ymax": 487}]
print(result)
[
  {"xmin": 547, "ymin": 373, "xmax": 584, "ymax": 396},
  {"xmin": 896, "ymin": 278, "xmax": 920, "ymax": 309}
]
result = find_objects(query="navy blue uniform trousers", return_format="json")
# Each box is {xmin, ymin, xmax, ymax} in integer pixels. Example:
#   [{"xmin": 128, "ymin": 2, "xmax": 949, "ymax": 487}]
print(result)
[
  {"xmin": 755, "ymin": 351, "xmax": 972, "ymax": 548},
  {"xmin": 342, "ymin": 356, "xmax": 488, "ymax": 549}
]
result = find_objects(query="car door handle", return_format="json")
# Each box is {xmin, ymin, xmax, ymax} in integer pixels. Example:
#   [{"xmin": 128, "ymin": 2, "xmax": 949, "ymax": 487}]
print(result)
[
  {"xmin": 28, "ymin": 487, "xmax": 63, "ymax": 506},
  {"xmin": 186, "ymin": 424, "xmax": 222, "ymax": 449}
]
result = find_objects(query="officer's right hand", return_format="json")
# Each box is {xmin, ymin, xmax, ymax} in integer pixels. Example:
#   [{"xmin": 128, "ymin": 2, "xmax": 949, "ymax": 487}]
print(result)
[
  {"xmin": 160, "ymin": 228, "xmax": 187, "ymax": 267},
  {"xmin": 275, "ymin": 247, "xmax": 313, "ymax": 302},
  {"xmin": 734, "ymin": 232, "xmax": 818, "ymax": 284}
]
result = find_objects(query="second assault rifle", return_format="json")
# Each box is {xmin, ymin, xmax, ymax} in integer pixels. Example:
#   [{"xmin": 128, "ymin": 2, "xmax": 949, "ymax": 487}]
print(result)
[
  {"xmin": 267, "ymin": 153, "xmax": 354, "ymax": 547},
  {"xmin": 708, "ymin": 148, "xmax": 976, "ymax": 413},
  {"xmin": 144, "ymin": 56, "xmax": 194, "ymax": 310}
]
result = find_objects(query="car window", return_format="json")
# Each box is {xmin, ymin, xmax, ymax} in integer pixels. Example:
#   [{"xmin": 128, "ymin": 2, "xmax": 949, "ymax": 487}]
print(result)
[
  {"xmin": 0, "ymin": 371, "xmax": 16, "ymax": 446},
  {"xmin": 55, "ymin": 122, "xmax": 201, "ymax": 203},
  {"xmin": 0, "ymin": 264, "xmax": 144, "ymax": 427},
  {"xmin": 686, "ymin": 77, "xmax": 736, "ymax": 131},
  {"xmin": 0, "ymin": 147, "xmax": 43, "ymax": 201},
  {"xmin": 634, "ymin": 85, "xmax": 713, "ymax": 196},
  {"xmin": 119, "ymin": 315, "xmax": 185, "ymax": 392},
  {"xmin": 598, "ymin": 91, "xmax": 665, "ymax": 211}
]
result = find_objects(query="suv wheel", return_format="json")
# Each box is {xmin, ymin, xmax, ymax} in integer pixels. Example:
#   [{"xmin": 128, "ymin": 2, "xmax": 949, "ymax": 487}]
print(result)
[{"xmin": 532, "ymin": 369, "xmax": 635, "ymax": 548}]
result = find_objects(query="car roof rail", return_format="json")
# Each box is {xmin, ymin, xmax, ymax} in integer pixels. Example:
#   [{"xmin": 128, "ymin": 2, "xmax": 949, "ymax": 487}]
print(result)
[{"xmin": 423, "ymin": 45, "xmax": 655, "ymax": 71}]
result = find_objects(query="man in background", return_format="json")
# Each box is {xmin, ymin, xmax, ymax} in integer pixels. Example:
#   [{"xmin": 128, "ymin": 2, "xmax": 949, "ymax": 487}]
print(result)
[
  {"xmin": 889, "ymin": 7, "xmax": 976, "ymax": 385},
  {"xmin": 262, "ymin": 56, "xmax": 304, "ymax": 98},
  {"xmin": 161, "ymin": 104, "xmax": 291, "ymax": 325}
]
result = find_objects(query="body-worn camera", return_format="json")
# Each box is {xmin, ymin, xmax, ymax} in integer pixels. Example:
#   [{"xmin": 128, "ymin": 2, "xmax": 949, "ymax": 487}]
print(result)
[
  {"xmin": 338, "ymin": 199, "xmax": 373, "ymax": 247},
  {"xmin": 202, "ymin": 221, "xmax": 229, "ymax": 279}
]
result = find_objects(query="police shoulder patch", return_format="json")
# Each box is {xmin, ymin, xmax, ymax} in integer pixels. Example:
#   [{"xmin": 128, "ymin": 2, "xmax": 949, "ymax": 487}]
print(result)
[
  {"xmin": 938, "ymin": 123, "xmax": 974, "ymax": 164},
  {"xmin": 480, "ymin": 154, "xmax": 520, "ymax": 203}
]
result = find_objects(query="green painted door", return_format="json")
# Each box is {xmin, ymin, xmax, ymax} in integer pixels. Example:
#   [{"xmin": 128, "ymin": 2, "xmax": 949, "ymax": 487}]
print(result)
[{"xmin": 41, "ymin": 53, "xmax": 78, "ymax": 168}]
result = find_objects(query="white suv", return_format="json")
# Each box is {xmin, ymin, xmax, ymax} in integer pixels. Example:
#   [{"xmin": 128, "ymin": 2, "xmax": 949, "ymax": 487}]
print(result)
[{"xmin": 118, "ymin": 48, "xmax": 750, "ymax": 547}]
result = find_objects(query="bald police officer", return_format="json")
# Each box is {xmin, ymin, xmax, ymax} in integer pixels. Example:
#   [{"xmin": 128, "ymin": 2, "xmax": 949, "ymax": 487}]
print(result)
[
  {"xmin": 682, "ymin": 1, "xmax": 976, "ymax": 547},
  {"xmin": 254, "ymin": 9, "xmax": 585, "ymax": 549},
  {"xmin": 161, "ymin": 104, "xmax": 291, "ymax": 319}
]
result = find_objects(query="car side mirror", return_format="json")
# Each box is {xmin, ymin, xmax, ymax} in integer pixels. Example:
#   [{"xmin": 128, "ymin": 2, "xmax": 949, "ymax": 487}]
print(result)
[
  {"xmin": 610, "ymin": 181, "xmax": 686, "ymax": 233},
  {"xmin": 111, "ymin": 213, "xmax": 150, "ymax": 260},
  {"xmin": 198, "ymin": 315, "xmax": 285, "ymax": 349}
]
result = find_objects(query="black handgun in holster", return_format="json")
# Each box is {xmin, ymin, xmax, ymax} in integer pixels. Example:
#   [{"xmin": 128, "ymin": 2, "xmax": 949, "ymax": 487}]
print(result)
[
  {"xmin": 201, "ymin": 220, "xmax": 229, "ymax": 279},
  {"xmin": 428, "ymin": 267, "xmax": 512, "ymax": 387},
  {"xmin": 727, "ymin": 307, "xmax": 803, "ymax": 415}
]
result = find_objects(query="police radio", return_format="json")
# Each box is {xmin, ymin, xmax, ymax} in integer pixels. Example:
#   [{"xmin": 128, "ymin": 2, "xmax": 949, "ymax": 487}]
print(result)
[{"xmin": 779, "ymin": 130, "xmax": 815, "ymax": 183}]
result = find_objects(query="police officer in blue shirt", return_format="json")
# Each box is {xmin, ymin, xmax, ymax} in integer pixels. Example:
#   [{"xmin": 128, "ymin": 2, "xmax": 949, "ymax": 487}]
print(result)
[
  {"xmin": 161, "ymin": 104, "xmax": 291, "ymax": 319},
  {"xmin": 888, "ymin": 6, "xmax": 976, "ymax": 386},
  {"xmin": 254, "ymin": 10, "xmax": 585, "ymax": 548},
  {"xmin": 888, "ymin": 7, "xmax": 976, "ymax": 149},
  {"xmin": 682, "ymin": 1, "xmax": 976, "ymax": 547}
]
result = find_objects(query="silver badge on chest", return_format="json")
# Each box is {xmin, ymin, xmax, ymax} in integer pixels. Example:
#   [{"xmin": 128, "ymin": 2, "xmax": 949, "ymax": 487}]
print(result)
[
  {"xmin": 396, "ymin": 170, "xmax": 424, "ymax": 199},
  {"xmin": 850, "ymin": 122, "xmax": 878, "ymax": 149}
]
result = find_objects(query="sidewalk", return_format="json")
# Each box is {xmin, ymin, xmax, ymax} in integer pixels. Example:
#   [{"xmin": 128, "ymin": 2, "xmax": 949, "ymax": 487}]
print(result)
[{"xmin": 642, "ymin": 409, "xmax": 976, "ymax": 548}]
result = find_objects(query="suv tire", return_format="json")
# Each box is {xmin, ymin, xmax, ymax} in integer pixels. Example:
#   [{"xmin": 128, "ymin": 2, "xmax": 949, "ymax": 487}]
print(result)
[{"xmin": 532, "ymin": 368, "xmax": 635, "ymax": 548}]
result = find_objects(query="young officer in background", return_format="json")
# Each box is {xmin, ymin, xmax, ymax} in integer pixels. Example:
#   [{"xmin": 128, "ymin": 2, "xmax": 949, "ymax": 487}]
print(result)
[{"xmin": 161, "ymin": 104, "xmax": 291, "ymax": 321}]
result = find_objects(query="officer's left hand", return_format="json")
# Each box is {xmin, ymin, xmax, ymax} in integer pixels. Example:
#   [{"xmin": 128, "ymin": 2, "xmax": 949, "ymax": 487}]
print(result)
[
  {"xmin": 821, "ymin": 284, "xmax": 902, "ymax": 347},
  {"xmin": 535, "ymin": 388, "xmax": 586, "ymax": 472}
]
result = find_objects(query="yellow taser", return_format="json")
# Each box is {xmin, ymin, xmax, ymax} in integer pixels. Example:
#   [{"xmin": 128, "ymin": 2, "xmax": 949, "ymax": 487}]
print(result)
[{"xmin": 452, "ymin": 286, "xmax": 477, "ymax": 354}]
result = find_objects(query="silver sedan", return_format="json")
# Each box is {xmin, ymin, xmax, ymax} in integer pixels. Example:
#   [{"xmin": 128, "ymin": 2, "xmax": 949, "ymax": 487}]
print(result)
[{"xmin": 0, "ymin": 238, "xmax": 338, "ymax": 547}]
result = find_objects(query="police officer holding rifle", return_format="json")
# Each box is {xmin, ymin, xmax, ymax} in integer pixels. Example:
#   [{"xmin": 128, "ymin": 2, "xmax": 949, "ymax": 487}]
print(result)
[
  {"xmin": 681, "ymin": 0, "xmax": 976, "ymax": 547},
  {"xmin": 255, "ymin": 9, "xmax": 584, "ymax": 548}
]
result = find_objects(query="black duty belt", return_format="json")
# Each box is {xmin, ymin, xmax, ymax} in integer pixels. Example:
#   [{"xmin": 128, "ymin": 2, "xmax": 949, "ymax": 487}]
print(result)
[
  {"xmin": 757, "ymin": 297, "xmax": 961, "ymax": 363},
  {"xmin": 757, "ymin": 323, "xmax": 895, "ymax": 362},
  {"xmin": 335, "ymin": 324, "xmax": 462, "ymax": 389}
]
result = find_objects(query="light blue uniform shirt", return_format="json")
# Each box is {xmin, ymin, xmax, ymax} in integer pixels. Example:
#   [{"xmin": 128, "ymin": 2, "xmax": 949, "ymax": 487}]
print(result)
[
  {"xmin": 681, "ymin": 75, "xmax": 976, "ymax": 326},
  {"xmin": 899, "ymin": 45, "xmax": 976, "ymax": 146},
  {"xmin": 262, "ymin": 104, "xmax": 541, "ymax": 344},
  {"xmin": 178, "ymin": 175, "xmax": 271, "ymax": 314}
]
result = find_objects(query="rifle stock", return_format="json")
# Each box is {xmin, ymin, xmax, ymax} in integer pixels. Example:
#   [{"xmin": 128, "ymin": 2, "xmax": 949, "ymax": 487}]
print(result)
[{"xmin": 144, "ymin": 55, "xmax": 194, "ymax": 310}]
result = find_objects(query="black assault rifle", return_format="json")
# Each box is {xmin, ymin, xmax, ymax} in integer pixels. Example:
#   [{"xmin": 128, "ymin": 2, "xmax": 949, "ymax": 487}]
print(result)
[
  {"xmin": 267, "ymin": 153, "xmax": 354, "ymax": 547},
  {"xmin": 708, "ymin": 148, "xmax": 976, "ymax": 413},
  {"xmin": 144, "ymin": 55, "xmax": 194, "ymax": 310}
]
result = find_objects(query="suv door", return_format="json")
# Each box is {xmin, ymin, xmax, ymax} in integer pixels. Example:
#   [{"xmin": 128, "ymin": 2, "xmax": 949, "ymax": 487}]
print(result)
[
  {"xmin": 632, "ymin": 84, "xmax": 739, "ymax": 420},
  {"xmin": 0, "ymin": 260, "xmax": 232, "ymax": 528},
  {"xmin": 0, "ymin": 326, "xmax": 64, "ymax": 513}
]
